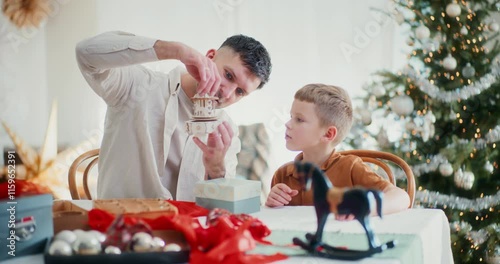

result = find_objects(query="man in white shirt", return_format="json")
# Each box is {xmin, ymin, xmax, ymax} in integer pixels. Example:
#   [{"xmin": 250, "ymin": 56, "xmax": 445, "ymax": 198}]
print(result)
[{"xmin": 75, "ymin": 31, "xmax": 272, "ymax": 201}]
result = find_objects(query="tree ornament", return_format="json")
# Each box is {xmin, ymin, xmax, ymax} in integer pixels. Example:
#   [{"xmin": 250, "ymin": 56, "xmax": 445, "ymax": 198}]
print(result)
[
  {"xmin": 449, "ymin": 110, "xmax": 457, "ymax": 120},
  {"xmin": 489, "ymin": 22, "xmax": 499, "ymax": 32},
  {"xmin": 446, "ymin": 3, "xmax": 461, "ymax": 17},
  {"xmin": 423, "ymin": 40, "xmax": 437, "ymax": 51},
  {"xmin": 443, "ymin": 54, "xmax": 457, "ymax": 70},
  {"xmin": 48, "ymin": 240, "xmax": 73, "ymax": 256},
  {"xmin": 359, "ymin": 108, "xmax": 372, "ymax": 125},
  {"xmin": 377, "ymin": 128, "xmax": 390, "ymax": 148},
  {"xmin": 2, "ymin": 0, "xmax": 50, "ymax": 28},
  {"xmin": 390, "ymin": 95, "xmax": 414, "ymax": 116},
  {"xmin": 460, "ymin": 26, "xmax": 468, "ymax": 35},
  {"xmin": 421, "ymin": 110, "xmax": 436, "ymax": 142},
  {"xmin": 454, "ymin": 169, "xmax": 475, "ymax": 190},
  {"xmin": 484, "ymin": 161, "xmax": 494, "ymax": 173},
  {"xmin": 439, "ymin": 163, "xmax": 453, "ymax": 177},
  {"xmin": 372, "ymin": 85, "xmax": 386, "ymax": 97},
  {"xmin": 416, "ymin": 25, "xmax": 431, "ymax": 40},
  {"xmin": 462, "ymin": 63, "xmax": 476, "ymax": 78}
]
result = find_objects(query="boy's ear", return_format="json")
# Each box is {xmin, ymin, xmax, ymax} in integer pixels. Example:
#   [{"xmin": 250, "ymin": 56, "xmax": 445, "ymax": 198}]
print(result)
[
  {"xmin": 323, "ymin": 126, "xmax": 337, "ymax": 142},
  {"xmin": 206, "ymin": 49, "xmax": 217, "ymax": 59}
]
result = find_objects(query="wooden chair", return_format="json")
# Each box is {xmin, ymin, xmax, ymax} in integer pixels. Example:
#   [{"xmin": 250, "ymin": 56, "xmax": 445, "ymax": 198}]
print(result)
[
  {"xmin": 68, "ymin": 149, "xmax": 99, "ymax": 200},
  {"xmin": 338, "ymin": 149, "xmax": 416, "ymax": 208}
]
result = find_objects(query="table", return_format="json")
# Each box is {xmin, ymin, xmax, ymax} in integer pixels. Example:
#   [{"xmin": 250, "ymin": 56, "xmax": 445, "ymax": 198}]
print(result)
[
  {"xmin": 3, "ymin": 203, "xmax": 453, "ymax": 264},
  {"xmin": 250, "ymin": 206, "xmax": 453, "ymax": 264}
]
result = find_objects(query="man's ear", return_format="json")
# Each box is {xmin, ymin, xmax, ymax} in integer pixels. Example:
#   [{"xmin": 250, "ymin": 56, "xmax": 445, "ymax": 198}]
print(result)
[
  {"xmin": 206, "ymin": 49, "xmax": 217, "ymax": 59},
  {"xmin": 323, "ymin": 126, "xmax": 337, "ymax": 142}
]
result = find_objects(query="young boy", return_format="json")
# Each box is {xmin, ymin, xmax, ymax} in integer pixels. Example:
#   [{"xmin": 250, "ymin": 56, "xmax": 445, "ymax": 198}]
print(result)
[{"xmin": 265, "ymin": 84, "xmax": 410, "ymax": 219}]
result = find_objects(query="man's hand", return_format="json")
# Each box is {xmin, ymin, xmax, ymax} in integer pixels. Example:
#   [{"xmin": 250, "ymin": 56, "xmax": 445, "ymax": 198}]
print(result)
[
  {"xmin": 265, "ymin": 183, "xmax": 299, "ymax": 207},
  {"xmin": 193, "ymin": 121, "xmax": 233, "ymax": 179},
  {"xmin": 154, "ymin": 40, "xmax": 221, "ymax": 96}
]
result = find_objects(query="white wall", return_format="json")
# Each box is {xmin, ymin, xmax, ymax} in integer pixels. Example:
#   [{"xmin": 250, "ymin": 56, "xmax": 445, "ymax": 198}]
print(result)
[{"xmin": 1, "ymin": 0, "xmax": 400, "ymax": 178}]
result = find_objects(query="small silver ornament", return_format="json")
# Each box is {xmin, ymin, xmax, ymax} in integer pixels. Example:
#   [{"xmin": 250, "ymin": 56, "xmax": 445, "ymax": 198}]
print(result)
[
  {"xmin": 485, "ymin": 161, "xmax": 494, "ymax": 173},
  {"xmin": 54, "ymin": 230, "xmax": 77, "ymax": 245},
  {"xmin": 462, "ymin": 63, "xmax": 475, "ymax": 78},
  {"xmin": 439, "ymin": 163, "xmax": 453, "ymax": 177},
  {"xmin": 390, "ymin": 95, "xmax": 414, "ymax": 115},
  {"xmin": 163, "ymin": 243, "xmax": 182, "ymax": 252},
  {"xmin": 152, "ymin": 237, "xmax": 166, "ymax": 251},
  {"xmin": 73, "ymin": 233, "xmax": 101, "ymax": 255},
  {"xmin": 49, "ymin": 240, "xmax": 73, "ymax": 256},
  {"xmin": 446, "ymin": 3, "xmax": 461, "ymax": 17},
  {"xmin": 130, "ymin": 232, "xmax": 153, "ymax": 252},
  {"xmin": 443, "ymin": 54, "xmax": 457, "ymax": 70},
  {"xmin": 88, "ymin": 230, "xmax": 106, "ymax": 243},
  {"xmin": 454, "ymin": 169, "xmax": 475, "ymax": 190},
  {"xmin": 416, "ymin": 25, "xmax": 431, "ymax": 40},
  {"xmin": 460, "ymin": 26, "xmax": 468, "ymax": 35},
  {"xmin": 489, "ymin": 22, "xmax": 499, "ymax": 32},
  {"xmin": 104, "ymin": 245, "xmax": 122, "ymax": 254}
]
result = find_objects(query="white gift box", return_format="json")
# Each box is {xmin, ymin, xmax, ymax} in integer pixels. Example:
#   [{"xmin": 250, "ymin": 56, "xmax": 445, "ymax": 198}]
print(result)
[{"xmin": 194, "ymin": 178, "xmax": 261, "ymax": 214}]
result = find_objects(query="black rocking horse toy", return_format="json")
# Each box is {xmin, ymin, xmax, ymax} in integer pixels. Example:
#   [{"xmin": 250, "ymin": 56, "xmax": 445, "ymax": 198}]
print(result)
[{"xmin": 292, "ymin": 161, "xmax": 396, "ymax": 260}]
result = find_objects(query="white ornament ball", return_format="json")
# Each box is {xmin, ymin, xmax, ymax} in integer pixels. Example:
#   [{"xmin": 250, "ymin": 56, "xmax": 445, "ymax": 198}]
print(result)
[
  {"xmin": 454, "ymin": 169, "xmax": 475, "ymax": 190},
  {"xmin": 443, "ymin": 54, "xmax": 457, "ymax": 70},
  {"xmin": 416, "ymin": 25, "xmax": 431, "ymax": 40},
  {"xmin": 390, "ymin": 95, "xmax": 414, "ymax": 116},
  {"xmin": 49, "ymin": 240, "xmax": 73, "ymax": 256},
  {"xmin": 87, "ymin": 230, "xmax": 106, "ymax": 243},
  {"xmin": 439, "ymin": 163, "xmax": 454, "ymax": 177},
  {"xmin": 372, "ymin": 85, "xmax": 386, "ymax": 97},
  {"xmin": 461, "ymin": 171, "xmax": 475, "ymax": 190},
  {"xmin": 485, "ymin": 161, "xmax": 494, "ymax": 173},
  {"xmin": 359, "ymin": 109, "xmax": 372, "ymax": 125},
  {"xmin": 104, "ymin": 245, "xmax": 121, "ymax": 254},
  {"xmin": 54, "ymin": 230, "xmax": 77, "ymax": 245},
  {"xmin": 131, "ymin": 232, "xmax": 153, "ymax": 252},
  {"xmin": 449, "ymin": 110, "xmax": 457, "ymax": 120},
  {"xmin": 462, "ymin": 63, "xmax": 476, "ymax": 78},
  {"xmin": 489, "ymin": 22, "xmax": 499, "ymax": 32},
  {"xmin": 163, "ymin": 243, "xmax": 182, "ymax": 252},
  {"xmin": 446, "ymin": 3, "xmax": 461, "ymax": 17},
  {"xmin": 73, "ymin": 233, "xmax": 101, "ymax": 255},
  {"xmin": 152, "ymin": 237, "xmax": 166, "ymax": 251},
  {"xmin": 460, "ymin": 26, "xmax": 468, "ymax": 35}
]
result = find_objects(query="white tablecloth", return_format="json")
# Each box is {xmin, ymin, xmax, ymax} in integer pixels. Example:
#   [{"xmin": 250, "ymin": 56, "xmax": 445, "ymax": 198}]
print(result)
[
  {"xmin": 251, "ymin": 206, "xmax": 453, "ymax": 264},
  {"xmin": 3, "ymin": 203, "xmax": 453, "ymax": 264}
]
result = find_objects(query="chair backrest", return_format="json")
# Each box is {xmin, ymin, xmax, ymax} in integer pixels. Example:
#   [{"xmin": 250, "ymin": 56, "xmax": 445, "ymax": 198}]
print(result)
[
  {"xmin": 68, "ymin": 149, "xmax": 99, "ymax": 200},
  {"xmin": 338, "ymin": 150, "xmax": 416, "ymax": 208}
]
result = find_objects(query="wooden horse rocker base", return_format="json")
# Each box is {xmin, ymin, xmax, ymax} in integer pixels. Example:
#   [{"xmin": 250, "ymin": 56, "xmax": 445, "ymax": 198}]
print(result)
[{"xmin": 292, "ymin": 162, "xmax": 396, "ymax": 261}]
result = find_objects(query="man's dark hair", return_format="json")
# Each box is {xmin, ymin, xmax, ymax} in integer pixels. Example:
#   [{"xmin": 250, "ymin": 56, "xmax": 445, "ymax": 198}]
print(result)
[{"xmin": 220, "ymin": 35, "xmax": 272, "ymax": 89}]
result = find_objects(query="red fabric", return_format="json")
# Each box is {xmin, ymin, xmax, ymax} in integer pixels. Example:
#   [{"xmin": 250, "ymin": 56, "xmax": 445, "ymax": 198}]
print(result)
[
  {"xmin": 0, "ymin": 180, "xmax": 51, "ymax": 199},
  {"xmin": 87, "ymin": 208, "xmax": 288, "ymax": 264},
  {"xmin": 167, "ymin": 200, "xmax": 209, "ymax": 217}
]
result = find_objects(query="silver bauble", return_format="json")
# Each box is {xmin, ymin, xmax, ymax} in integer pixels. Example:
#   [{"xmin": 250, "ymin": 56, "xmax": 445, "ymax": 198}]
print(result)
[
  {"xmin": 390, "ymin": 95, "xmax": 414, "ymax": 116},
  {"xmin": 462, "ymin": 63, "xmax": 475, "ymax": 78},
  {"xmin": 446, "ymin": 3, "xmax": 461, "ymax": 17}
]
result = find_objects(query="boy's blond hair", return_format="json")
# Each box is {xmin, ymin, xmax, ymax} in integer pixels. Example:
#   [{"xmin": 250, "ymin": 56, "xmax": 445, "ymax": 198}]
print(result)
[{"xmin": 294, "ymin": 83, "xmax": 353, "ymax": 145}]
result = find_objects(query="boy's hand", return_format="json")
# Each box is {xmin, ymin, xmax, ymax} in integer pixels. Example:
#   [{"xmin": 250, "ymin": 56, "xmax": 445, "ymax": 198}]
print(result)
[{"xmin": 265, "ymin": 183, "xmax": 299, "ymax": 207}]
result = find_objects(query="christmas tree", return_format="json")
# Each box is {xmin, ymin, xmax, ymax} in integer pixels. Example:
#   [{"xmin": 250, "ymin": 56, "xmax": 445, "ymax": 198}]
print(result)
[{"xmin": 347, "ymin": 1, "xmax": 500, "ymax": 262}]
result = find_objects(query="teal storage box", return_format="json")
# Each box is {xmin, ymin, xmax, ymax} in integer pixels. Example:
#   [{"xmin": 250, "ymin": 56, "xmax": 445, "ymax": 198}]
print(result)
[
  {"xmin": 194, "ymin": 178, "xmax": 261, "ymax": 214},
  {"xmin": 0, "ymin": 194, "xmax": 53, "ymax": 261}
]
